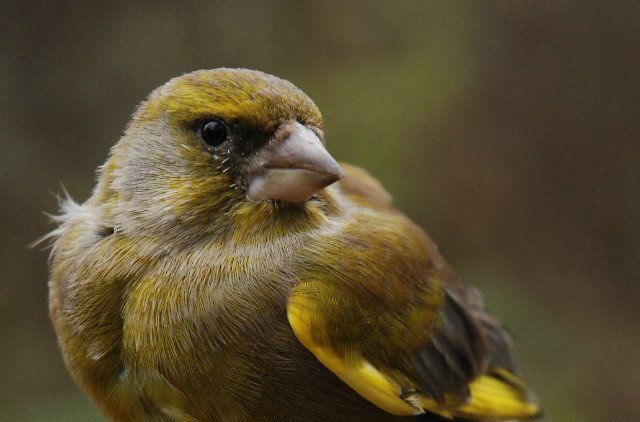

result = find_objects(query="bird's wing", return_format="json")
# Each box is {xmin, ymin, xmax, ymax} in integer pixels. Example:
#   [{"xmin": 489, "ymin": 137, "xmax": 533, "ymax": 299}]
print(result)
[
  {"xmin": 287, "ymin": 163, "xmax": 539, "ymax": 419},
  {"xmin": 287, "ymin": 283, "xmax": 540, "ymax": 420}
]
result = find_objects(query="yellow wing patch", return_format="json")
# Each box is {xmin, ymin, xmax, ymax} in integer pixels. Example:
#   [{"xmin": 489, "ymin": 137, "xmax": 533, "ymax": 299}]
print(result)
[
  {"xmin": 287, "ymin": 294, "xmax": 421, "ymax": 416},
  {"xmin": 287, "ymin": 289, "xmax": 540, "ymax": 420},
  {"xmin": 457, "ymin": 370, "xmax": 541, "ymax": 420}
]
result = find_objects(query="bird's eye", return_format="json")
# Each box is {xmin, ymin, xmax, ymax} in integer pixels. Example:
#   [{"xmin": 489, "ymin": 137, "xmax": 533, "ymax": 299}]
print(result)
[{"xmin": 200, "ymin": 119, "xmax": 229, "ymax": 147}]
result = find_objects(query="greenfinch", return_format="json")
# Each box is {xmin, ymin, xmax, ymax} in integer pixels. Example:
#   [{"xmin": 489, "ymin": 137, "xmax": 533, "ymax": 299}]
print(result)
[{"xmin": 44, "ymin": 68, "xmax": 540, "ymax": 422}]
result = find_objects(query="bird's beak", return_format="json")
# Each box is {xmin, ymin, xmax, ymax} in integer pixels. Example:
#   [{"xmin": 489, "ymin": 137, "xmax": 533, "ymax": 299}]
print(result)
[{"xmin": 246, "ymin": 122, "xmax": 344, "ymax": 203}]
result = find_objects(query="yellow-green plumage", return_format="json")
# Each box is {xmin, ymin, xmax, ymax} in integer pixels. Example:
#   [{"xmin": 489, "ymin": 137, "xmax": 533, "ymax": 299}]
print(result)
[{"xmin": 46, "ymin": 68, "xmax": 540, "ymax": 421}]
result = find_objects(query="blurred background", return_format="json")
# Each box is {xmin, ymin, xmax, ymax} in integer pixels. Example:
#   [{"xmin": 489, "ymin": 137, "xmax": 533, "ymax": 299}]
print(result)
[{"xmin": 2, "ymin": 1, "xmax": 639, "ymax": 420}]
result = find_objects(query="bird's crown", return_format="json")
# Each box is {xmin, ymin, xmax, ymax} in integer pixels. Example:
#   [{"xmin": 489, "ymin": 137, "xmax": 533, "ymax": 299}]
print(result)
[{"xmin": 137, "ymin": 68, "xmax": 323, "ymax": 133}]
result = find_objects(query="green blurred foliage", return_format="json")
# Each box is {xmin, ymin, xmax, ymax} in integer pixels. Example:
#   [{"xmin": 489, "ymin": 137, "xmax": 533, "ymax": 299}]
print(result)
[{"xmin": 2, "ymin": 1, "xmax": 639, "ymax": 420}]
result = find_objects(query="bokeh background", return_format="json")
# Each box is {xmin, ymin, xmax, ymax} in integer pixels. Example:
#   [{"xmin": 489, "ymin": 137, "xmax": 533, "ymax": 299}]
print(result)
[{"xmin": 2, "ymin": 1, "xmax": 639, "ymax": 420}]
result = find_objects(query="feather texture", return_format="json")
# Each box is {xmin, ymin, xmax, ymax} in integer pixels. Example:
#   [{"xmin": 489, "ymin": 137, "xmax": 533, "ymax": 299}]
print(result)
[{"xmin": 46, "ymin": 69, "xmax": 540, "ymax": 422}]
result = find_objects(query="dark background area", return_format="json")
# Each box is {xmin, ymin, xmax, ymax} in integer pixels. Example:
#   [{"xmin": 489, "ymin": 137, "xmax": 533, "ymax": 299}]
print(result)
[{"xmin": 2, "ymin": 1, "xmax": 639, "ymax": 420}]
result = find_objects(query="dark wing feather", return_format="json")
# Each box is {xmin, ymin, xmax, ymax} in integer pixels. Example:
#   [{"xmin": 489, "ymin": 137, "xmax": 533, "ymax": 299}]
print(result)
[{"xmin": 410, "ymin": 289, "xmax": 489, "ymax": 403}]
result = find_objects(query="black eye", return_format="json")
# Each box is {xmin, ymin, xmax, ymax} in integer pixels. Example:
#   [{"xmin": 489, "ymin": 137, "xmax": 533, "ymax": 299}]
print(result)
[{"xmin": 200, "ymin": 119, "xmax": 228, "ymax": 147}]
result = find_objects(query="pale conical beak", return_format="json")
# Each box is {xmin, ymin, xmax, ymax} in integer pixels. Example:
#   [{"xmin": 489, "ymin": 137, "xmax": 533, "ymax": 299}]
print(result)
[{"xmin": 246, "ymin": 122, "xmax": 344, "ymax": 203}]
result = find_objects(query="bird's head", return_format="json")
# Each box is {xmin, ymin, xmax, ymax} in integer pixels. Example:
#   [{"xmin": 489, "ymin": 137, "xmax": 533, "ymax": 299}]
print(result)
[{"xmin": 95, "ymin": 69, "xmax": 344, "ymax": 243}]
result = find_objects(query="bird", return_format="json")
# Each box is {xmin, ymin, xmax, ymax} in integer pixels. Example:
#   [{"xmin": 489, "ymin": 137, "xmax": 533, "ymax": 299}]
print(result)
[{"xmin": 44, "ymin": 68, "xmax": 540, "ymax": 422}]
